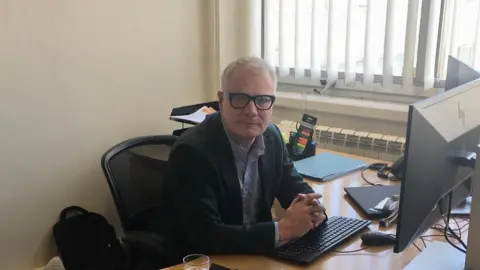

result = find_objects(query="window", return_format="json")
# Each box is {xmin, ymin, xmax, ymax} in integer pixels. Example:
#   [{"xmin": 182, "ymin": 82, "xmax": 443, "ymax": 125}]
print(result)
[
  {"xmin": 437, "ymin": 0, "xmax": 480, "ymax": 79},
  {"xmin": 262, "ymin": 0, "xmax": 480, "ymax": 95}
]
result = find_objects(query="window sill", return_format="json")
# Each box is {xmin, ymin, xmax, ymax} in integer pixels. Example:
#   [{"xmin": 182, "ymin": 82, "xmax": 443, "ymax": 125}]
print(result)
[{"xmin": 275, "ymin": 91, "xmax": 409, "ymax": 123}]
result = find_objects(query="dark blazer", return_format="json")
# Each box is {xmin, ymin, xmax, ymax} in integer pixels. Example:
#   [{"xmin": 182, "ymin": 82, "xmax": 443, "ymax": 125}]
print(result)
[{"xmin": 158, "ymin": 113, "xmax": 314, "ymax": 258}]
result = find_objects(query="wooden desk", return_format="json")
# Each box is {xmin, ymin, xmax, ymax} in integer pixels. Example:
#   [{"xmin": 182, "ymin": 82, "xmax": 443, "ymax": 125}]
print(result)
[{"xmin": 164, "ymin": 150, "xmax": 469, "ymax": 270}]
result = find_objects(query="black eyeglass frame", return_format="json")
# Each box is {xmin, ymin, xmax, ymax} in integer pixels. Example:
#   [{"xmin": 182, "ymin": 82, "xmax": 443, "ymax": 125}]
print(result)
[{"xmin": 223, "ymin": 92, "xmax": 276, "ymax": 110}]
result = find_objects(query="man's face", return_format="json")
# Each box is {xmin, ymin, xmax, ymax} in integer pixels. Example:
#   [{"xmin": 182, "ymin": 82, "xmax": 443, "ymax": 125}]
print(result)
[{"xmin": 219, "ymin": 68, "xmax": 275, "ymax": 141}]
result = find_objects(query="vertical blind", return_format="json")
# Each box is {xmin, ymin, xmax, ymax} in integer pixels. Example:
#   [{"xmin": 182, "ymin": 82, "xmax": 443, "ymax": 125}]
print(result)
[
  {"xmin": 439, "ymin": 0, "xmax": 480, "ymax": 78},
  {"xmin": 261, "ymin": 0, "xmax": 480, "ymax": 91}
]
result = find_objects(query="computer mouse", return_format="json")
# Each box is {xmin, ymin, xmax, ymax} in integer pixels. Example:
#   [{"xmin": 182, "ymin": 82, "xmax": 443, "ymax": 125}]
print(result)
[{"xmin": 360, "ymin": 231, "xmax": 396, "ymax": 247}]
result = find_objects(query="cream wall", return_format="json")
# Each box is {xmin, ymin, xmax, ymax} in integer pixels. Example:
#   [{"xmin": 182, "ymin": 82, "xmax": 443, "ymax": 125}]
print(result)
[
  {"xmin": 0, "ymin": 1, "xmax": 210, "ymax": 269},
  {"xmin": 212, "ymin": 0, "xmax": 262, "ymax": 85}
]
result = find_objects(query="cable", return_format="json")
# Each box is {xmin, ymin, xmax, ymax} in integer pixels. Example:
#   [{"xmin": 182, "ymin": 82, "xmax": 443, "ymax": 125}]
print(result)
[
  {"xmin": 458, "ymin": 221, "xmax": 470, "ymax": 231},
  {"xmin": 424, "ymin": 219, "xmax": 469, "ymax": 239},
  {"xmin": 442, "ymin": 218, "xmax": 466, "ymax": 253},
  {"xmin": 420, "ymin": 237, "xmax": 426, "ymax": 249},
  {"xmin": 361, "ymin": 162, "xmax": 400, "ymax": 186},
  {"xmin": 440, "ymin": 193, "xmax": 467, "ymax": 253},
  {"xmin": 442, "ymin": 215, "xmax": 467, "ymax": 250},
  {"xmin": 332, "ymin": 246, "xmax": 370, "ymax": 253},
  {"xmin": 361, "ymin": 168, "xmax": 383, "ymax": 186},
  {"xmin": 431, "ymin": 215, "xmax": 469, "ymax": 234},
  {"xmin": 450, "ymin": 217, "xmax": 470, "ymax": 237},
  {"xmin": 431, "ymin": 224, "xmax": 457, "ymax": 236},
  {"xmin": 446, "ymin": 195, "xmax": 467, "ymax": 250},
  {"xmin": 452, "ymin": 217, "xmax": 462, "ymax": 239},
  {"xmin": 412, "ymin": 242, "xmax": 422, "ymax": 252},
  {"xmin": 422, "ymin": 234, "xmax": 453, "ymax": 238}
]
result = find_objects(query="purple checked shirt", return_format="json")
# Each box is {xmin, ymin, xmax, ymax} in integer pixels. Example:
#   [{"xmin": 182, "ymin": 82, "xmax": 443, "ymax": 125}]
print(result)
[{"xmin": 226, "ymin": 132, "xmax": 281, "ymax": 246}]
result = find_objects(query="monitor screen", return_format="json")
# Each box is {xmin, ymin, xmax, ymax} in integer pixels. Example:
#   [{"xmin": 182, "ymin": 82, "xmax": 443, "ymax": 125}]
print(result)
[{"xmin": 394, "ymin": 78, "xmax": 480, "ymax": 253}]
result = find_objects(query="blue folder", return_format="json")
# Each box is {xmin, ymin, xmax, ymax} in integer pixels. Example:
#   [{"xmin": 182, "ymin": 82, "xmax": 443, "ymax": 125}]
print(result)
[{"xmin": 293, "ymin": 152, "xmax": 368, "ymax": 181}]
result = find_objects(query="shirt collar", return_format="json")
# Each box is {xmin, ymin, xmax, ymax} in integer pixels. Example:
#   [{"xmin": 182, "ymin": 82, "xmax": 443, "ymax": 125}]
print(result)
[{"xmin": 223, "ymin": 127, "xmax": 265, "ymax": 160}]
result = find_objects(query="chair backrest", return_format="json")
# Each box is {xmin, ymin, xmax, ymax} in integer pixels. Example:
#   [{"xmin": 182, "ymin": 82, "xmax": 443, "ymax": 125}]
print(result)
[{"xmin": 101, "ymin": 135, "xmax": 177, "ymax": 231}]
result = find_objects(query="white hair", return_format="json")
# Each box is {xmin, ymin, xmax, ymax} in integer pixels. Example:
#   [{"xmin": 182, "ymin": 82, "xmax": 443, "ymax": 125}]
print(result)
[{"xmin": 220, "ymin": 56, "xmax": 277, "ymax": 93}]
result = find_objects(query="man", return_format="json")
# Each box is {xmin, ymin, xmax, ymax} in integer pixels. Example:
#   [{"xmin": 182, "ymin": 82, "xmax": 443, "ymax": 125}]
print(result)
[{"xmin": 161, "ymin": 56, "xmax": 327, "ymax": 258}]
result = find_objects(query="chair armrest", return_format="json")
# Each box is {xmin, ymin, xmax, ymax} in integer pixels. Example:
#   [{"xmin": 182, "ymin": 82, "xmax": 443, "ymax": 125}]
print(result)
[
  {"xmin": 123, "ymin": 231, "xmax": 182, "ymax": 269},
  {"xmin": 122, "ymin": 231, "xmax": 171, "ymax": 256}
]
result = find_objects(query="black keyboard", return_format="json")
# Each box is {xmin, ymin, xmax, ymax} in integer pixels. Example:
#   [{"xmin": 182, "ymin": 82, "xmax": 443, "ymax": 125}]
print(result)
[{"xmin": 272, "ymin": 216, "xmax": 371, "ymax": 264}]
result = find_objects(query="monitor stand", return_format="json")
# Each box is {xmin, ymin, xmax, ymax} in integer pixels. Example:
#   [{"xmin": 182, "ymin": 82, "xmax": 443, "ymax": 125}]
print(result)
[
  {"xmin": 451, "ymin": 196, "xmax": 472, "ymax": 216},
  {"xmin": 408, "ymin": 144, "xmax": 480, "ymax": 270},
  {"xmin": 404, "ymin": 242, "xmax": 465, "ymax": 270}
]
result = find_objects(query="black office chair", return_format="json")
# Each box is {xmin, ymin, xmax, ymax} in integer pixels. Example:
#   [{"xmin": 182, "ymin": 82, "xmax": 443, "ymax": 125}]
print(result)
[{"xmin": 101, "ymin": 135, "xmax": 178, "ymax": 269}]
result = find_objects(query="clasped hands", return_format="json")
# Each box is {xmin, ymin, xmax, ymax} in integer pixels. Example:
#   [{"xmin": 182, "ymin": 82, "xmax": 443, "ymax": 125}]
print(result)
[{"xmin": 278, "ymin": 193, "xmax": 327, "ymax": 243}]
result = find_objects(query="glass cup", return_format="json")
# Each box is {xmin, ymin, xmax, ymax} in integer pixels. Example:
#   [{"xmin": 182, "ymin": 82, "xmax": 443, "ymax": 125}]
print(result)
[{"xmin": 183, "ymin": 254, "xmax": 210, "ymax": 270}]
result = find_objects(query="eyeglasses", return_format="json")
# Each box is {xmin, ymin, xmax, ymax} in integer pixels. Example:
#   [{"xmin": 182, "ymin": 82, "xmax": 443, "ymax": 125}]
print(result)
[{"xmin": 223, "ymin": 92, "xmax": 276, "ymax": 110}]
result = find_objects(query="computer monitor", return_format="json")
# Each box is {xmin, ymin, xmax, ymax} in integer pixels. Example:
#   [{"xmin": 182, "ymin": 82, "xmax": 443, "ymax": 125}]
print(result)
[
  {"xmin": 445, "ymin": 55, "xmax": 480, "ymax": 91},
  {"xmin": 394, "ymin": 78, "xmax": 480, "ymax": 253}
]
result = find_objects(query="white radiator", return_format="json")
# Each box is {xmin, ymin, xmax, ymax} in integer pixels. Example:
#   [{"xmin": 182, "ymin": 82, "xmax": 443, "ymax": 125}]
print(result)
[{"xmin": 279, "ymin": 120, "xmax": 405, "ymax": 162}]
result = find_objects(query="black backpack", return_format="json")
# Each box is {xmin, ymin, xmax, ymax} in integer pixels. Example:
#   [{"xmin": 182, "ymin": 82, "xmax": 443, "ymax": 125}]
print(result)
[{"xmin": 53, "ymin": 206, "xmax": 129, "ymax": 270}]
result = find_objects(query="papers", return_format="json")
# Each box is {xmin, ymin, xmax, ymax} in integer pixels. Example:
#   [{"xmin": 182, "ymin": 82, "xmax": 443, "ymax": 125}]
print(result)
[{"xmin": 170, "ymin": 106, "xmax": 216, "ymax": 124}]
